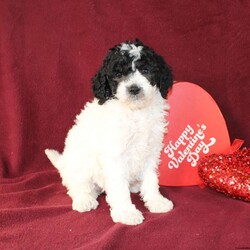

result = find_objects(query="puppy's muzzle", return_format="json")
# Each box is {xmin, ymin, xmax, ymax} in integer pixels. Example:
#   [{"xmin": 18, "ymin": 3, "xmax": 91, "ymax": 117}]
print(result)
[{"xmin": 127, "ymin": 84, "xmax": 141, "ymax": 96}]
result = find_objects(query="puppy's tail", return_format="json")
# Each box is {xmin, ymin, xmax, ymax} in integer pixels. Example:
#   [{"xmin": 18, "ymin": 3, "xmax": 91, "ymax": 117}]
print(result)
[{"xmin": 45, "ymin": 149, "xmax": 62, "ymax": 170}]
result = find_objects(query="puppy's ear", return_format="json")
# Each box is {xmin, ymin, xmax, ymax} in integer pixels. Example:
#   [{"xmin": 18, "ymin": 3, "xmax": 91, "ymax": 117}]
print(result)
[
  {"xmin": 92, "ymin": 67, "xmax": 112, "ymax": 105},
  {"xmin": 156, "ymin": 55, "xmax": 173, "ymax": 99}
]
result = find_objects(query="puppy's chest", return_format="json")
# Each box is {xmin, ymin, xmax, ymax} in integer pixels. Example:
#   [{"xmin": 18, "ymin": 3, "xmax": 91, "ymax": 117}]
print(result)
[
  {"xmin": 122, "ymin": 111, "xmax": 160, "ymax": 156},
  {"xmin": 123, "ymin": 114, "xmax": 160, "ymax": 179},
  {"xmin": 101, "ymin": 103, "xmax": 166, "ymax": 156},
  {"xmin": 124, "ymin": 111, "xmax": 153, "ymax": 139}
]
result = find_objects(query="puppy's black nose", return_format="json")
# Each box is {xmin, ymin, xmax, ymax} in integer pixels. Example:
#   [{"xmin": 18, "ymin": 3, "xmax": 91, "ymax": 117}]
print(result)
[{"xmin": 128, "ymin": 84, "xmax": 141, "ymax": 95}]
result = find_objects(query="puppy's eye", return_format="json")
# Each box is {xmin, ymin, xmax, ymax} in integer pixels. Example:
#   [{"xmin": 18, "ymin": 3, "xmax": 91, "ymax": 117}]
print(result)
[
  {"xmin": 141, "ymin": 67, "xmax": 149, "ymax": 74},
  {"xmin": 115, "ymin": 72, "xmax": 122, "ymax": 78},
  {"xmin": 128, "ymin": 67, "xmax": 133, "ymax": 74}
]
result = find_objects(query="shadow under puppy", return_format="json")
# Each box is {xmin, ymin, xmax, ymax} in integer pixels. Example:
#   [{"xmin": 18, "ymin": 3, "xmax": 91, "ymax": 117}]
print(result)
[{"xmin": 45, "ymin": 39, "xmax": 174, "ymax": 225}]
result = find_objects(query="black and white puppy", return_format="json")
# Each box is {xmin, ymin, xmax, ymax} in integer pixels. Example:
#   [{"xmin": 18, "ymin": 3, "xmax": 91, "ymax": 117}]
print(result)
[{"xmin": 45, "ymin": 40, "xmax": 174, "ymax": 225}]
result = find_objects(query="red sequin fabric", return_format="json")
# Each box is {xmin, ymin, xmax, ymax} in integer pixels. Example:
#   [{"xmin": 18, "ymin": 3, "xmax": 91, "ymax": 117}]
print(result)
[{"xmin": 198, "ymin": 148, "xmax": 250, "ymax": 202}]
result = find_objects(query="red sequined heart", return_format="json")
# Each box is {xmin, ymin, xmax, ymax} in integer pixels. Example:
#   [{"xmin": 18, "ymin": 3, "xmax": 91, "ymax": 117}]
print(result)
[{"xmin": 198, "ymin": 148, "xmax": 250, "ymax": 202}]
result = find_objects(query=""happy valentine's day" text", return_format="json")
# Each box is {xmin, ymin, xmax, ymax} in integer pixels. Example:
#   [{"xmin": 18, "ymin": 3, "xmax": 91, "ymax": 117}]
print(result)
[{"xmin": 164, "ymin": 124, "xmax": 216, "ymax": 169}]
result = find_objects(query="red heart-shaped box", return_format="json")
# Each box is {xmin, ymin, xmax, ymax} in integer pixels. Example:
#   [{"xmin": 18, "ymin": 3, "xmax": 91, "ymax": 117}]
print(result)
[{"xmin": 159, "ymin": 82, "xmax": 231, "ymax": 186}]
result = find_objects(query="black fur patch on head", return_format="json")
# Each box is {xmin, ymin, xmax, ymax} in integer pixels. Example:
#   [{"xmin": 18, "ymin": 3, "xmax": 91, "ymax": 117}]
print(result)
[{"xmin": 92, "ymin": 39, "xmax": 173, "ymax": 105}]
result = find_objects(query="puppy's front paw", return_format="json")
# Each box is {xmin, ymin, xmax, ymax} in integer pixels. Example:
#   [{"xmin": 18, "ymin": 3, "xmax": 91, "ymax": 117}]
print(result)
[
  {"xmin": 110, "ymin": 205, "xmax": 144, "ymax": 225},
  {"xmin": 72, "ymin": 195, "xmax": 99, "ymax": 212},
  {"xmin": 146, "ymin": 197, "xmax": 173, "ymax": 213}
]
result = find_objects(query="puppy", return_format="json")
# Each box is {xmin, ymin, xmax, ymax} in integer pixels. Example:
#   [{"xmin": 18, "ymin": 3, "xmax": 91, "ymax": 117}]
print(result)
[{"xmin": 45, "ymin": 40, "xmax": 174, "ymax": 225}]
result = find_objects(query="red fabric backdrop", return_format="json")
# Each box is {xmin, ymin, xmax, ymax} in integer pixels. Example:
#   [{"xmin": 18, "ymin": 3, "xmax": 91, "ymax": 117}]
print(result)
[{"xmin": 1, "ymin": 1, "xmax": 249, "ymax": 249}]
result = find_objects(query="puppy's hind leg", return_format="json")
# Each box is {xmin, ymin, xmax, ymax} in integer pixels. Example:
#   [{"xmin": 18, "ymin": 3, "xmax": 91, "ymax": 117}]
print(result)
[
  {"xmin": 55, "ymin": 152, "xmax": 99, "ymax": 213},
  {"xmin": 67, "ymin": 181, "xmax": 99, "ymax": 213}
]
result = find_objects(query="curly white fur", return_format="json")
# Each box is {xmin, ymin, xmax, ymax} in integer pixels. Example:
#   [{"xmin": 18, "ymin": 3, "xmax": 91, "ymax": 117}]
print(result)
[{"xmin": 45, "ymin": 50, "xmax": 173, "ymax": 225}]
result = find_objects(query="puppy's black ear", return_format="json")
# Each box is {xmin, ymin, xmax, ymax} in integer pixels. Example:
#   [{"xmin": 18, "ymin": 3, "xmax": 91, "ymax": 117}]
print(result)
[
  {"xmin": 156, "ymin": 55, "xmax": 173, "ymax": 99},
  {"xmin": 92, "ymin": 67, "xmax": 112, "ymax": 105}
]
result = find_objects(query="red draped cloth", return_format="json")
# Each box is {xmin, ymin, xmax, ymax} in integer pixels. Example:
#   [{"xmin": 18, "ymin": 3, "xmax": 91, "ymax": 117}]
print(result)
[{"xmin": 1, "ymin": 1, "xmax": 249, "ymax": 249}]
